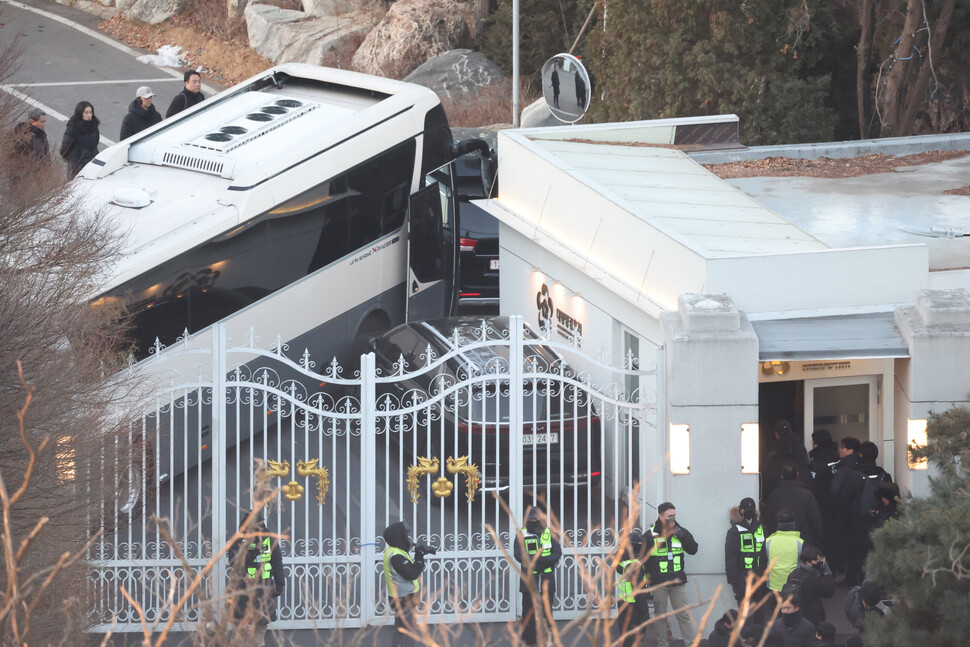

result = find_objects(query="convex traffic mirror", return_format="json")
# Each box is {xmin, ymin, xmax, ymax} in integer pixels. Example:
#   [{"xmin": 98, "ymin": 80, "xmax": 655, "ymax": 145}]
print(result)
[{"xmin": 541, "ymin": 53, "xmax": 591, "ymax": 123}]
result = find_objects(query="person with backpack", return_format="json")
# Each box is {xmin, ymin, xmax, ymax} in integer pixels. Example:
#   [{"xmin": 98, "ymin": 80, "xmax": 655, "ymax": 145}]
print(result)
[
  {"xmin": 845, "ymin": 580, "xmax": 892, "ymax": 631},
  {"xmin": 785, "ymin": 545, "xmax": 834, "ymax": 625},
  {"xmin": 844, "ymin": 442, "xmax": 892, "ymax": 586}
]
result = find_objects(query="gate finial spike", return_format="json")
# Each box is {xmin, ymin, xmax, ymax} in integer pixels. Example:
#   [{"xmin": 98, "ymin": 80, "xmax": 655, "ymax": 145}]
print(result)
[{"xmin": 301, "ymin": 348, "xmax": 315, "ymax": 371}]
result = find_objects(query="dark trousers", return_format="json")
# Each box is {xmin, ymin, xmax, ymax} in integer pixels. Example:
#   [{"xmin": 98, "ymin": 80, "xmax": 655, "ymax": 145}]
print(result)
[
  {"xmin": 391, "ymin": 593, "xmax": 419, "ymax": 647},
  {"xmin": 521, "ymin": 583, "xmax": 555, "ymax": 646},
  {"xmin": 616, "ymin": 597, "xmax": 654, "ymax": 647}
]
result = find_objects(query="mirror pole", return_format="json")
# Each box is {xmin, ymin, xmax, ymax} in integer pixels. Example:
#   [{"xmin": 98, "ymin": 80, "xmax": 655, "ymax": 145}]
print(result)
[{"xmin": 512, "ymin": 0, "xmax": 519, "ymax": 127}]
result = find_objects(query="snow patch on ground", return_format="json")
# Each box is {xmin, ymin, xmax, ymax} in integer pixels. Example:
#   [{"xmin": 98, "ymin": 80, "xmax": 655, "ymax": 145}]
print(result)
[{"xmin": 136, "ymin": 45, "xmax": 185, "ymax": 67}]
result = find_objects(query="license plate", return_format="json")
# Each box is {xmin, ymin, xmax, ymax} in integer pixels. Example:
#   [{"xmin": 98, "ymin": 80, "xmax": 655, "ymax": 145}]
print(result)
[
  {"xmin": 489, "ymin": 259, "xmax": 500, "ymax": 270},
  {"xmin": 523, "ymin": 432, "xmax": 558, "ymax": 445}
]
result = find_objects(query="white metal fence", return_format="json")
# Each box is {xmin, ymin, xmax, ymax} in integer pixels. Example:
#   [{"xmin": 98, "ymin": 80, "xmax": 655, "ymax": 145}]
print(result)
[{"xmin": 90, "ymin": 316, "xmax": 659, "ymax": 632}]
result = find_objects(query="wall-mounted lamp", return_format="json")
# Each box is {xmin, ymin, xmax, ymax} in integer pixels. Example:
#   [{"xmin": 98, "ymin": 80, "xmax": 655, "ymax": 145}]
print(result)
[
  {"xmin": 669, "ymin": 424, "xmax": 690, "ymax": 474},
  {"xmin": 741, "ymin": 423, "xmax": 759, "ymax": 474},
  {"xmin": 907, "ymin": 418, "xmax": 928, "ymax": 470}
]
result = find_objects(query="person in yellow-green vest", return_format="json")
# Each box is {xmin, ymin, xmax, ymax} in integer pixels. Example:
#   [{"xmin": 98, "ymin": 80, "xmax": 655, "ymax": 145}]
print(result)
[
  {"xmin": 514, "ymin": 506, "xmax": 562, "ymax": 647},
  {"xmin": 613, "ymin": 528, "xmax": 656, "ymax": 647},
  {"xmin": 765, "ymin": 508, "xmax": 804, "ymax": 621},
  {"xmin": 725, "ymin": 496, "xmax": 768, "ymax": 619},
  {"xmin": 383, "ymin": 520, "xmax": 429, "ymax": 647},
  {"xmin": 227, "ymin": 513, "xmax": 285, "ymax": 647},
  {"xmin": 649, "ymin": 502, "xmax": 698, "ymax": 647}
]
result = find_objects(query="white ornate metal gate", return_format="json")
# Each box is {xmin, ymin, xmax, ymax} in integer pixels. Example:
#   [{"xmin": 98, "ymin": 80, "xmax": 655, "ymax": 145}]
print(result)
[{"xmin": 90, "ymin": 316, "xmax": 659, "ymax": 632}]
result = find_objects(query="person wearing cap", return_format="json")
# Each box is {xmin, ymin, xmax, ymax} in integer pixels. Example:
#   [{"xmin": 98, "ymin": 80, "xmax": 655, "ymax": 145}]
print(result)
[
  {"xmin": 514, "ymin": 505, "xmax": 561, "ymax": 647},
  {"xmin": 226, "ymin": 512, "xmax": 284, "ymax": 647},
  {"xmin": 383, "ymin": 520, "xmax": 426, "ymax": 647},
  {"xmin": 613, "ymin": 527, "xmax": 655, "ymax": 647},
  {"xmin": 725, "ymin": 497, "xmax": 767, "ymax": 608},
  {"xmin": 120, "ymin": 86, "xmax": 162, "ymax": 141}
]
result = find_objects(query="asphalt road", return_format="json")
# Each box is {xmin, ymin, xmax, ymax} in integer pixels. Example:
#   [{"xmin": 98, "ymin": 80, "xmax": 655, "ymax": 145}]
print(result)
[{"xmin": 0, "ymin": 0, "xmax": 213, "ymax": 156}]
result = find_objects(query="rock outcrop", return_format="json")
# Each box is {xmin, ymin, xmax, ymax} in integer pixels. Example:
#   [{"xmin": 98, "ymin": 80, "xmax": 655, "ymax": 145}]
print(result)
[
  {"xmin": 404, "ymin": 49, "xmax": 503, "ymax": 101},
  {"xmin": 123, "ymin": 0, "xmax": 180, "ymax": 24},
  {"xmin": 245, "ymin": 4, "xmax": 375, "ymax": 67},
  {"xmin": 351, "ymin": 0, "xmax": 470, "ymax": 80},
  {"xmin": 303, "ymin": 0, "xmax": 377, "ymax": 18}
]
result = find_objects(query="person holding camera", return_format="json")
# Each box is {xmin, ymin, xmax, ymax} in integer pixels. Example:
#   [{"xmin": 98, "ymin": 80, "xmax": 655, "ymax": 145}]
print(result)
[
  {"xmin": 514, "ymin": 506, "xmax": 561, "ymax": 647},
  {"xmin": 649, "ymin": 502, "xmax": 698, "ymax": 647},
  {"xmin": 786, "ymin": 545, "xmax": 835, "ymax": 625},
  {"xmin": 383, "ymin": 521, "xmax": 430, "ymax": 647}
]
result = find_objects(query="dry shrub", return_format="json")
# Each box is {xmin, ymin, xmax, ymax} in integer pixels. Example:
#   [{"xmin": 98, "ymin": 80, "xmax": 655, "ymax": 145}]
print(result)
[
  {"xmin": 178, "ymin": 0, "xmax": 249, "ymax": 44},
  {"xmin": 440, "ymin": 78, "xmax": 538, "ymax": 128}
]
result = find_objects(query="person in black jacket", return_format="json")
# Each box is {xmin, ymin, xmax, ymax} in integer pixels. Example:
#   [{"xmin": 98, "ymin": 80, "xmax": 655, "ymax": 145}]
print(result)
[
  {"xmin": 812, "ymin": 622, "xmax": 840, "ymax": 647},
  {"xmin": 769, "ymin": 589, "xmax": 816, "ymax": 647},
  {"xmin": 514, "ymin": 506, "xmax": 562, "ymax": 647},
  {"xmin": 763, "ymin": 420, "xmax": 812, "ymax": 503},
  {"xmin": 227, "ymin": 514, "xmax": 285, "ymax": 647},
  {"xmin": 843, "ymin": 442, "xmax": 892, "ymax": 586},
  {"xmin": 21, "ymin": 108, "xmax": 49, "ymax": 161},
  {"xmin": 383, "ymin": 520, "xmax": 426, "ymax": 647},
  {"xmin": 120, "ymin": 86, "xmax": 163, "ymax": 140},
  {"xmin": 829, "ymin": 436, "xmax": 861, "ymax": 577},
  {"xmin": 704, "ymin": 609, "xmax": 739, "ymax": 647},
  {"xmin": 166, "ymin": 70, "xmax": 205, "ymax": 118},
  {"xmin": 59, "ymin": 101, "xmax": 100, "ymax": 179},
  {"xmin": 764, "ymin": 465, "xmax": 823, "ymax": 548},
  {"xmin": 650, "ymin": 502, "xmax": 699, "ymax": 647},
  {"xmin": 725, "ymin": 497, "xmax": 767, "ymax": 612},
  {"xmin": 809, "ymin": 429, "xmax": 840, "ymax": 566},
  {"xmin": 786, "ymin": 545, "xmax": 834, "ymax": 625}
]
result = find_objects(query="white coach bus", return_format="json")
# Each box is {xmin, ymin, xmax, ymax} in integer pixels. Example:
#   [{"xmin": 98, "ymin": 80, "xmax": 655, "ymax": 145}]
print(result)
[{"xmin": 84, "ymin": 63, "xmax": 491, "ymax": 365}]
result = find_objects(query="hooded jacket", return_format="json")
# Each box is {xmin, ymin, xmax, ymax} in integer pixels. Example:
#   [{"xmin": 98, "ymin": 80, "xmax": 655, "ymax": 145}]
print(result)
[
  {"xmin": 120, "ymin": 98, "xmax": 162, "ymax": 140},
  {"xmin": 724, "ymin": 506, "xmax": 766, "ymax": 599},
  {"xmin": 383, "ymin": 521, "xmax": 424, "ymax": 584}
]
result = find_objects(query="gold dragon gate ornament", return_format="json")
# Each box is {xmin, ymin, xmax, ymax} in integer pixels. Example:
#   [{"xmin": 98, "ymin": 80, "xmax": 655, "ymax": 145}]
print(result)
[
  {"xmin": 406, "ymin": 456, "xmax": 480, "ymax": 504},
  {"xmin": 260, "ymin": 458, "xmax": 329, "ymax": 505}
]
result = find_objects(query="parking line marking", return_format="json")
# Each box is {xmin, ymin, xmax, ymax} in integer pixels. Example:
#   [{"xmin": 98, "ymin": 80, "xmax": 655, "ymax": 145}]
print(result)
[{"xmin": 17, "ymin": 79, "xmax": 184, "ymax": 87}]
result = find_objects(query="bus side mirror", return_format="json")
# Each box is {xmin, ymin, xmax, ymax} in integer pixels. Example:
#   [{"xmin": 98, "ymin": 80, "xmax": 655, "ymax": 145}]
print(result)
[{"xmin": 452, "ymin": 139, "xmax": 497, "ymax": 199}]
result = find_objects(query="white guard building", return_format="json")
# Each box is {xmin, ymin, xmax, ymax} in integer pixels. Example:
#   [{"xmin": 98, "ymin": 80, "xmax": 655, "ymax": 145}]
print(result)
[{"xmin": 479, "ymin": 115, "xmax": 970, "ymax": 615}]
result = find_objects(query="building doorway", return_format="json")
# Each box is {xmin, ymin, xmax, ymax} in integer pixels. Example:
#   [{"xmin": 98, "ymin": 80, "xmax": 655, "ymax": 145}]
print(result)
[{"xmin": 803, "ymin": 376, "xmax": 876, "ymax": 452}]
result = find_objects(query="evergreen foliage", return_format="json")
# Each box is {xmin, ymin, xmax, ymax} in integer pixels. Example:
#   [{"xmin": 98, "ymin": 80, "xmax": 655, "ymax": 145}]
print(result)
[
  {"xmin": 864, "ymin": 406, "xmax": 970, "ymax": 647},
  {"xmin": 584, "ymin": 0, "xmax": 836, "ymax": 145}
]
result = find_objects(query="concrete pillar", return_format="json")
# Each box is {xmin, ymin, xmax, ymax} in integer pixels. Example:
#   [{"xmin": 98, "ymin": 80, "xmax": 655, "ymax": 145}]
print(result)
[
  {"xmin": 894, "ymin": 288, "xmax": 970, "ymax": 496},
  {"xmin": 660, "ymin": 294, "xmax": 759, "ymax": 627}
]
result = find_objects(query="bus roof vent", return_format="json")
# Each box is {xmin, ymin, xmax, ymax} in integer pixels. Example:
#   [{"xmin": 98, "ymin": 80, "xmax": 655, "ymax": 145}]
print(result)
[
  {"xmin": 187, "ymin": 96, "xmax": 319, "ymax": 153},
  {"xmin": 160, "ymin": 150, "xmax": 227, "ymax": 176}
]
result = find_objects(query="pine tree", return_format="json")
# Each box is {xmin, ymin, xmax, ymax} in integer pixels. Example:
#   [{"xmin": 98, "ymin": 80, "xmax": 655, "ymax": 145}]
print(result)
[
  {"xmin": 864, "ymin": 406, "xmax": 970, "ymax": 647},
  {"xmin": 585, "ymin": 0, "xmax": 836, "ymax": 145}
]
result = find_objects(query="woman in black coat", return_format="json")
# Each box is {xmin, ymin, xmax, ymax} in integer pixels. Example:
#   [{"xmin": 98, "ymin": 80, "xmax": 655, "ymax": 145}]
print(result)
[{"xmin": 59, "ymin": 101, "xmax": 100, "ymax": 178}]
